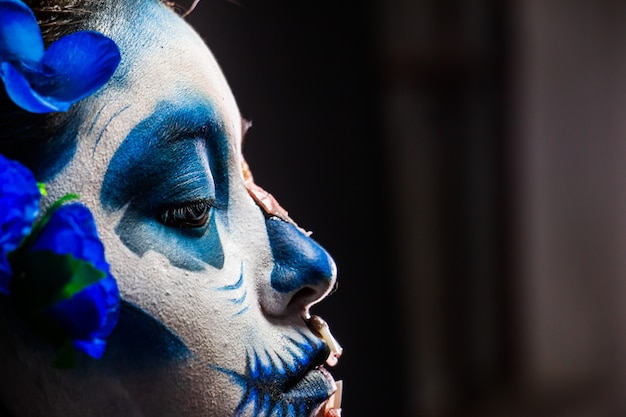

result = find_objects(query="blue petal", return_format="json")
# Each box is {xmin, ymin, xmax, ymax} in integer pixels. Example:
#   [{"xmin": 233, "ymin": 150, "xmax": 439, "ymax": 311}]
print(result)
[
  {"xmin": 0, "ymin": 30, "xmax": 120, "ymax": 113},
  {"xmin": 47, "ymin": 275, "xmax": 120, "ymax": 358},
  {"xmin": 0, "ymin": 61, "xmax": 69, "ymax": 112},
  {"xmin": 0, "ymin": 0, "xmax": 44, "ymax": 63},
  {"xmin": 30, "ymin": 201, "xmax": 121, "ymax": 356},
  {"xmin": 0, "ymin": 154, "xmax": 40, "ymax": 292},
  {"xmin": 32, "ymin": 203, "xmax": 111, "ymax": 274},
  {"xmin": 73, "ymin": 338, "xmax": 106, "ymax": 359},
  {"xmin": 38, "ymin": 31, "xmax": 120, "ymax": 102},
  {"xmin": 59, "ymin": 276, "xmax": 120, "ymax": 335}
]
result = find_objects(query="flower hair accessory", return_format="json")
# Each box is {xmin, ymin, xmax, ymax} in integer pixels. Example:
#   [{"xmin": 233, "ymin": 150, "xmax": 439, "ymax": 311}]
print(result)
[
  {"xmin": 0, "ymin": 0, "xmax": 121, "ymax": 113},
  {"xmin": 0, "ymin": 0, "xmax": 122, "ymax": 367},
  {"xmin": 0, "ymin": 154, "xmax": 121, "ymax": 367}
]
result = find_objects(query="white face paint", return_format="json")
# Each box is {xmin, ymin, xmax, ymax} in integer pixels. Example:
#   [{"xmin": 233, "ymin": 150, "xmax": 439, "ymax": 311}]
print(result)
[{"xmin": 0, "ymin": 1, "xmax": 338, "ymax": 416}]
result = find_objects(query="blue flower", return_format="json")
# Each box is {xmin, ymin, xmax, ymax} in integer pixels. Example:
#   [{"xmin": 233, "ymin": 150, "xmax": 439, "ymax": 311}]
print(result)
[
  {"xmin": 0, "ymin": 154, "xmax": 40, "ymax": 294},
  {"xmin": 28, "ymin": 203, "xmax": 121, "ymax": 359},
  {"xmin": 0, "ymin": 0, "xmax": 121, "ymax": 113}
]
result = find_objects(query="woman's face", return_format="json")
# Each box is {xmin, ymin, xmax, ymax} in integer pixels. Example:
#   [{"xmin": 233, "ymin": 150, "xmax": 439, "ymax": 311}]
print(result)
[{"xmin": 25, "ymin": 2, "xmax": 339, "ymax": 416}]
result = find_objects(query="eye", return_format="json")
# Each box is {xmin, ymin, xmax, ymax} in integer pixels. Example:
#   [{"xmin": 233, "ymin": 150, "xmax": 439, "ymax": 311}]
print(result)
[{"xmin": 159, "ymin": 199, "xmax": 213, "ymax": 228}]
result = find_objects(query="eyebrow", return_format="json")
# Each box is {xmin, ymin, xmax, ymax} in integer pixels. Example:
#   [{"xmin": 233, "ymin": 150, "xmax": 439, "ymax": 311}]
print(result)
[{"xmin": 153, "ymin": 101, "xmax": 225, "ymax": 146}]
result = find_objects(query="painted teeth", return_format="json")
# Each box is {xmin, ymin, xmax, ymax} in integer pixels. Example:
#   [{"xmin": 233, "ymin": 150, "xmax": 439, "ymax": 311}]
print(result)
[
  {"xmin": 325, "ymin": 380, "xmax": 343, "ymax": 417},
  {"xmin": 332, "ymin": 380, "xmax": 343, "ymax": 409},
  {"xmin": 306, "ymin": 315, "xmax": 343, "ymax": 367}
]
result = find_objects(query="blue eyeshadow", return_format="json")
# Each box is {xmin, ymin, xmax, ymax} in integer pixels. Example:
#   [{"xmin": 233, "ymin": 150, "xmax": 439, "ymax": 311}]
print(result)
[{"xmin": 101, "ymin": 99, "xmax": 229, "ymax": 271}]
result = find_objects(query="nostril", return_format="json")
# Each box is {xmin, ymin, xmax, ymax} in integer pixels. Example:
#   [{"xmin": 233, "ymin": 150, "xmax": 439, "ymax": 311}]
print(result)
[{"xmin": 286, "ymin": 287, "xmax": 318, "ymax": 310}]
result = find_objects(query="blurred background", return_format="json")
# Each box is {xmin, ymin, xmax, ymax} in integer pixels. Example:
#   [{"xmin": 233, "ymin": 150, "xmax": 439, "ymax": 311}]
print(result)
[{"xmin": 184, "ymin": 1, "xmax": 626, "ymax": 416}]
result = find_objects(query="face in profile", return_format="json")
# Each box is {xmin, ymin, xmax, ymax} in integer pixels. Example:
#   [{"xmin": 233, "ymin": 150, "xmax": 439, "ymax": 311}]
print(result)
[{"xmin": 0, "ymin": 1, "xmax": 340, "ymax": 416}]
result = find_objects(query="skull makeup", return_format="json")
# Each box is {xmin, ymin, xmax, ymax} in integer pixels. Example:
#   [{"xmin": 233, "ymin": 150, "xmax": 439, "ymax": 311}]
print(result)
[{"xmin": 0, "ymin": 1, "xmax": 341, "ymax": 416}]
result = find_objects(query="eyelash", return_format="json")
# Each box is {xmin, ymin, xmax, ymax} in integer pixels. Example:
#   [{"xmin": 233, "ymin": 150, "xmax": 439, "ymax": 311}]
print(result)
[{"xmin": 159, "ymin": 199, "xmax": 214, "ymax": 228}]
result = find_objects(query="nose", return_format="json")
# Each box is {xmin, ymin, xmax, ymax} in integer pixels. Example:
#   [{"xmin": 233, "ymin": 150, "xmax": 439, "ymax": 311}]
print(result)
[{"xmin": 262, "ymin": 216, "xmax": 337, "ymax": 317}]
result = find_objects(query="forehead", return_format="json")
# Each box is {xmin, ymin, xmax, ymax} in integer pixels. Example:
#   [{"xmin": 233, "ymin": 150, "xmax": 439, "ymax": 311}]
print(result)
[{"xmin": 84, "ymin": 1, "xmax": 241, "ymax": 159}]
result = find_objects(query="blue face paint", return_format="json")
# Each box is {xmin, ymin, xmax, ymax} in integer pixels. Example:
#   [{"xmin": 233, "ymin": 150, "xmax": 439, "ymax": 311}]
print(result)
[
  {"xmin": 217, "ymin": 265, "xmax": 250, "ymax": 316},
  {"xmin": 106, "ymin": 301, "xmax": 192, "ymax": 367},
  {"xmin": 101, "ymin": 100, "xmax": 230, "ymax": 270},
  {"xmin": 215, "ymin": 333, "xmax": 334, "ymax": 417},
  {"xmin": 266, "ymin": 217, "xmax": 335, "ymax": 293},
  {"xmin": 216, "ymin": 266, "xmax": 245, "ymax": 292}
]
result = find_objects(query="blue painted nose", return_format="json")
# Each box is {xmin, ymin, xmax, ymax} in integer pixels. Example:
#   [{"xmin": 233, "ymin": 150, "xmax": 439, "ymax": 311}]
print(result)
[{"xmin": 266, "ymin": 217, "xmax": 336, "ymax": 296}]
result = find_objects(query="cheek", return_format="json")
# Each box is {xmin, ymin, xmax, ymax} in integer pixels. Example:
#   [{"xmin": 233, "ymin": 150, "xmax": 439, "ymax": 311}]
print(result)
[
  {"xmin": 100, "ymin": 293, "xmax": 244, "ymax": 416},
  {"xmin": 95, "ymin": 196, "xmax": 273, "ymax": 353}
]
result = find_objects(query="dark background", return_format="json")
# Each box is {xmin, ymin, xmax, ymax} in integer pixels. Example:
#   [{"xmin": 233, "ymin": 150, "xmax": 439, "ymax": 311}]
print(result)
[{"xmin": 186, "ymin": 1, "xmax": 626, "ymax": 416}]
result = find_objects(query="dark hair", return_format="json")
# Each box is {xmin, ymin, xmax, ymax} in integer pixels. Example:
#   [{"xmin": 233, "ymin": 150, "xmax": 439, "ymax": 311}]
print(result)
[{"xmin": 29, "ymin": 0, "xmax": 98, "ymax": 40}]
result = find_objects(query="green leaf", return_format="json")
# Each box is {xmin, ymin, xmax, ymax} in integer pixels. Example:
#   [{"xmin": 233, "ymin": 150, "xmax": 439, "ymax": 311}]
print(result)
[
  {"xmin": 25, "ymin": 193, "xmax": 80, "ymax": 246},
  {"xmin": 11, "ymin": 250, "xmax": 105, "ymax": 311},
  {"xmin": 37, "ymin": 182, "xmax": 47, "ymax": 196},
  {"xmin": 56, "ymin": 257, "xmax": 106, "ymax": 302}
]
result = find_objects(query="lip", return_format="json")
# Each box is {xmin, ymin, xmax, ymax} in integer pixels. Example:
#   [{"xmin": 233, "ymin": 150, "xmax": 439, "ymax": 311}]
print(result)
[
  {"xmin": 283, "ymin": 364, "xmax": 337, "ymax": 402},
  {"xmin": 280, "ymin": 342, "xmax": 337, "ymax": 415},
  {"xmin": 216, "ymin": 333, "xmax": 337, "ymax": 417}
]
